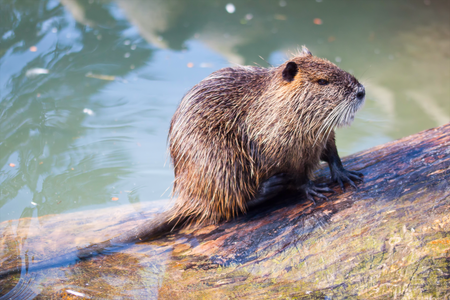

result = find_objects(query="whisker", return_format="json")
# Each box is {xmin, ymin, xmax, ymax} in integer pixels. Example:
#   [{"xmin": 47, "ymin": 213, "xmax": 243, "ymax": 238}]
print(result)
[{"xmin": 313, "ymin": 102, "xmax": 346, "ymax": 146}]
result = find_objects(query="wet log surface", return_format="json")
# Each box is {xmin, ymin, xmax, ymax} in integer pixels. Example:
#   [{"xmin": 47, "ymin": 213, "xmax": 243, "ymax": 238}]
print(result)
[{"xmin": 1, "ymin": 123, "xmax": 450, "ymax": 299}]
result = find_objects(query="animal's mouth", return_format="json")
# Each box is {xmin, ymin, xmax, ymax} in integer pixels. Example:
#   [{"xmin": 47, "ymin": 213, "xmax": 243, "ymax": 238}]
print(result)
[
  {"xmin": 355, "ymin": 93, "xmax": 366, "ymax": 111},
  {"xmin": 313, "ymin": 87, "xmax": 365, "ymax": 145},
  {"xmin": 335, "ymin": 95, "xmax": 365, "ymax": 128},
  {"xmin": 314, "ymin": 93, "xmax": 365, "ymax": 145}
]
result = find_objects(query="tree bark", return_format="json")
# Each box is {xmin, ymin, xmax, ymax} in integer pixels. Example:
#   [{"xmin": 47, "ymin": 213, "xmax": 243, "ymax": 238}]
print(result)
[{"xmin": 1, "ymin": 123, "xmax": 449, "ymax": 299}]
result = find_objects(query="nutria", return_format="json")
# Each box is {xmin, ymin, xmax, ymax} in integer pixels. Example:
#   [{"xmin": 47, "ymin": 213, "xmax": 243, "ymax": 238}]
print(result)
[
  {"xmin": 0, "ymin": 46, "xmax": 364, "ymax": 280},
  {"xmin": 168, "ymin": 46, "xmax": 364, "ymax": 225}
]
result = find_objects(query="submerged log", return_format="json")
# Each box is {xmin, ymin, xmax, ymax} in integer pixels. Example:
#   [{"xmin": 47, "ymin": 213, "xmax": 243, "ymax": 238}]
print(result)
[{"xmin": 1, "ymin": 123, "xmax": 449, "ymax": 299}]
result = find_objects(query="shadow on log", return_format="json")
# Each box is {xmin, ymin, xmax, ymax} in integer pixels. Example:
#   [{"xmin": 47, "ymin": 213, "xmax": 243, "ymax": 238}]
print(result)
[{"xmin": 1, "ymin": 124, "xmax": 449, "ymax": 299}]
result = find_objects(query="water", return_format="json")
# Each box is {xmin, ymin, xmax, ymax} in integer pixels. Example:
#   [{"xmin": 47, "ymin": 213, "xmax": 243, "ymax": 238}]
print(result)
[{"xmin": 1, "ymin": 0, "xmax": 449, "ymax": 225}]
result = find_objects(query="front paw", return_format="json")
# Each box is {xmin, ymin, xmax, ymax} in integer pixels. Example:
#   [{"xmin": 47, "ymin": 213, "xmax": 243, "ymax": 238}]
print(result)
[
  {"xmin": 331, "ymin": 168, "xmax": 363, "ymax": 191},
  {"xmin": 299, "ymin": 180, "xmax": 334, "ymax": 205}
]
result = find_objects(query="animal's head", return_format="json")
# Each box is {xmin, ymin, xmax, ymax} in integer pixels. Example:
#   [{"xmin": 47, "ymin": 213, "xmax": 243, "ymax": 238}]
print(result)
[{"xmin": 277, "ymin": 46, "xmax": 365, "ymax": 135}]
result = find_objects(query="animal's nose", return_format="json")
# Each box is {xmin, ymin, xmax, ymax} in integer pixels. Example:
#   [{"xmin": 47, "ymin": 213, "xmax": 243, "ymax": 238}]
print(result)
[{"xmin": 356, "ymin": 86, "xmax": 365, "ymax": 100}]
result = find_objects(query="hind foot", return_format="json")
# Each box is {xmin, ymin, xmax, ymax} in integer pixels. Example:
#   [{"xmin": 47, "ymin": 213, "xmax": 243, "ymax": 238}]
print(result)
[
  {"xmin": 299, "ymin": 180, "xmax": 334, "ymax": 205},
  {"xmin": 248, "ymin": 173, "xmax": 291, "ymax": 209}
]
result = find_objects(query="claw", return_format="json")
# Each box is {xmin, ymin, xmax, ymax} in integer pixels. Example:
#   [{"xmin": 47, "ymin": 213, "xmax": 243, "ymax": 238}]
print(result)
[
  {"xmin": 337, "ymin": 177, "xmax": 345, "ymax": 192},
  {"xmin": 306, "ymin": 193, "xmax": 317, "ymax": 205},
  {"xmin": 299, "ymin": 180, "xmax": 334, "ymax": 205},
  {"xmin": 348, "ymin": 171, "xmax": 363, "ymax": 182},
  {"xmin": 309, "ymin": 189, "xmax": 328, "ymax": 200},
  {"xmin": 314, "ymin": 185, "xmax": 335, "ymax": 194},
  {"xmin": 348, "ymin": 179, "xmax": 358, "ymax": 190},
  {"xmin": 331, "ymin": 168, "xmax": 363, "ymax": 192},
  {"xmin": 349, "ymin": 170, "xmax": 364, "ymax": 178}
]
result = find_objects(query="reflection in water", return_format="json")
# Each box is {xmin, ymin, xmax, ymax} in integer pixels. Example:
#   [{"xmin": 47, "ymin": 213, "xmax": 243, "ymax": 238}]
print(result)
[
  {"xmin": 1, "ymin": 0, "xmax": 153, "ymax": 222},
  {"xmin": 116, "ymin": 0, "xmax": 450, "ymax": 140}
]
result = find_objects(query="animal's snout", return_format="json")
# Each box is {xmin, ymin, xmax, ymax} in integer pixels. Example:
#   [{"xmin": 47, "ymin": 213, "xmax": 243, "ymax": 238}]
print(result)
[{"xmin": 356, "ymin": 86, "xmax": 365, "ymax": 100}]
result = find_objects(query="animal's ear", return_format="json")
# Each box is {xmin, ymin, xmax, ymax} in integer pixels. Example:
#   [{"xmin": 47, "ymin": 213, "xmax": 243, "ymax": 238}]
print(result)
[
  {"xmin": 282, "ymin": 61, "xmax": 298, "ymax": 82},
  {"xmin": 300, "ymin": 45, "xmax": 312, "ymax": 57}
]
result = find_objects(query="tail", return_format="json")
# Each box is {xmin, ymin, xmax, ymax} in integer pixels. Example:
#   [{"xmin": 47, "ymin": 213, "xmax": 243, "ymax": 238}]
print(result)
[{"xmin": 0, "ymin": 210, "xmax": 182, "ymax": 280}]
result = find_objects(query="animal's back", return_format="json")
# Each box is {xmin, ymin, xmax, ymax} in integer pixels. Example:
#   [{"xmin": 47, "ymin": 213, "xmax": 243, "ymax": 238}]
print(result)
[{"xmin": 171, "ymin": 66, "xmax": 269, "ymax": 131}]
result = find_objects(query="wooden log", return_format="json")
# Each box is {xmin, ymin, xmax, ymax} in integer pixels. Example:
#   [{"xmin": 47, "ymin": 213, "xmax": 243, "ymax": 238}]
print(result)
[{"xmin": 1, "ymin": 123, "xmax": 449, "ymax": 299}]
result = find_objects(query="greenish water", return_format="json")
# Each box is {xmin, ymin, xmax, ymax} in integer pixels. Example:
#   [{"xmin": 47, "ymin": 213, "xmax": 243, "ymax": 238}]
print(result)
[{"xmin": 0, "ymin": 0, "xmax": 449, "ymax": 224}]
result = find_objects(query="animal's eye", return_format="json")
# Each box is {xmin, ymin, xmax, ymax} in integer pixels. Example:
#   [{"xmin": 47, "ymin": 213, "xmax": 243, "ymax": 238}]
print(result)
[{"xmin": 317, "ymin": 79, "xmax": 329, "ymax": 86}]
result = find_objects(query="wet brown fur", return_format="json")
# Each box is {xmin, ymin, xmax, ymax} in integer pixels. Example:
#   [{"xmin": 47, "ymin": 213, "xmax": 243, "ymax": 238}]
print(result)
[{"xmin": 168, "ymin": 47, "xmax": 364, "ymax": 225}]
